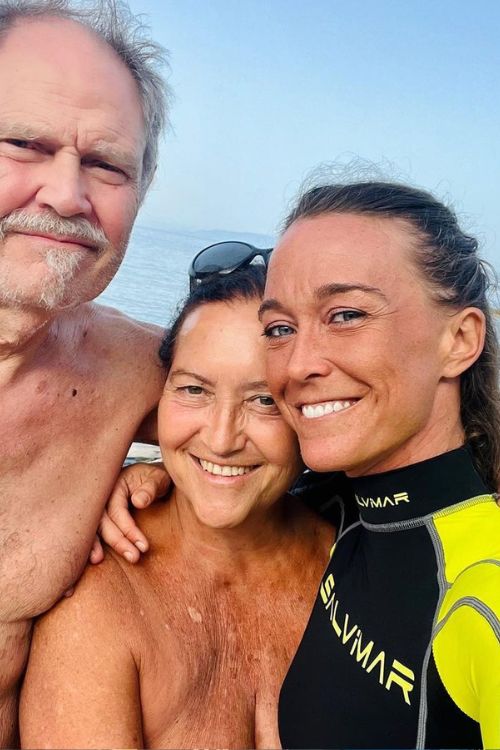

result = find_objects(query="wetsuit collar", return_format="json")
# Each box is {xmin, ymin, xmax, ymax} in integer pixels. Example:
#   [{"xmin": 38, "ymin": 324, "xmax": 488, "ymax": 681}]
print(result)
[{"xmin": 349, "ymin": 445, "xmax": 489, "ymax": 526}]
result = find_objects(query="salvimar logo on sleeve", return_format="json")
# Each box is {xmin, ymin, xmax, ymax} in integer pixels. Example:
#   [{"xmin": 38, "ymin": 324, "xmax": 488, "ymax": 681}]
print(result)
[
  {"xmin": 355, "ymin": 491, "xmax": 409, "ymax": 508},
  {"xmin": 320, "ymin": 573, "xmax": 415, "ymax": 705}
]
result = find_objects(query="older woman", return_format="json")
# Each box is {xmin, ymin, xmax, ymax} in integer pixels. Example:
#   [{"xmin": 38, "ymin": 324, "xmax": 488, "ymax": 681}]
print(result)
[
  {"xmin": 20, "ymin": 265, "xmax": 333, "ymax": 749},
  {"xmin": 259, "ymin": 181, "xmax": 500, "ymax": 749}
]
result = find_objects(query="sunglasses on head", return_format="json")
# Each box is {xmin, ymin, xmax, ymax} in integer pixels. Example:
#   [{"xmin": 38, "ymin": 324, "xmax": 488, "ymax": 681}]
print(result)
[{"xmin": 188, "ymin": 241, "xmax": 273, "ymax": 292}]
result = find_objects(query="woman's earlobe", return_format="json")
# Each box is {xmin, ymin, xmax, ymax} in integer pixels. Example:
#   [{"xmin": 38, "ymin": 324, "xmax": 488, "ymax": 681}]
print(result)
[{"xmin": 442, "ymin": 307, "xmax": 486, "ymax": 378}]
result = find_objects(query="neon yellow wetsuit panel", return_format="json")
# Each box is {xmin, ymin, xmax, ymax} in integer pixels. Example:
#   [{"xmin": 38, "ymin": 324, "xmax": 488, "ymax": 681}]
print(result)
[
  {"xmin": 433, "ymin": 503, "xmax": 500, "ymax": 748},
  {"xmin": 279, "ymin": 447, "xmax": 500, "ymax": 748}
]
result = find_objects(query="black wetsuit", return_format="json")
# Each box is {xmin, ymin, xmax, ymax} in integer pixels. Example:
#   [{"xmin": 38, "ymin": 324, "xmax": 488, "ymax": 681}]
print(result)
[{"xmin": 279, "ymin": 447, "xmax": 500, "ymax": 748}]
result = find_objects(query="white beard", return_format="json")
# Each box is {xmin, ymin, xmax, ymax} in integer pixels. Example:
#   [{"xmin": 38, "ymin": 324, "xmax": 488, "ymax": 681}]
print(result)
[
  {"xmin": 0, "ymin": 209, "xmax": 112, "ymax": 311},
  {"xmin": 39, "ymin": 246, "xmax": 88, "ymax": 308},
  {"xmin": 0, "ymin": 244, "xmax": 87, "ymax": 310}
]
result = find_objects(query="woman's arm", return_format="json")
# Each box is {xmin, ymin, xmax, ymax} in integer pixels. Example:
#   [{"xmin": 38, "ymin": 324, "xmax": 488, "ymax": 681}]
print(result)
[
  {"xmin": 433, "ymin": 562, "xmax": 500, "ymax": 749},
  {"xmin": 89, "ymin": 462, "xmax": 170, "ymax": 565},
  {"xmin": 20, "ymin": 559, "xmax": 143, "ymax": 749}
]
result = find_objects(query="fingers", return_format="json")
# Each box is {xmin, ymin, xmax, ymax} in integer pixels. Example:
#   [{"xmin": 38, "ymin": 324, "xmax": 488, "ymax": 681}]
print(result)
[
  {"xmin": 97, "ymin": 462, "xmax": 163, "ymax": 564},
  {"xmin": 89, "ymin": 535, "xmax": 104, "ymax": 565},
  {"xmin": 131, "ymin": 467, "xmax": 171, "ymax": 509},
  {"xmin": 99, "ymin": 508, "xmax": 148, "ymax": 563},
  {"xmin": 107, "ymin": 495, "xmax": 149, "ymax": 553},
  {"xmin": 130, "ymin": 486, "xmax": 154, "ymax": 508}
]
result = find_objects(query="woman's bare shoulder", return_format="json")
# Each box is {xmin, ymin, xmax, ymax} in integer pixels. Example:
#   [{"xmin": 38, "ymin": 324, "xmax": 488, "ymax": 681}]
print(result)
[{"xmin": 33, "ymin": 550, "xmax": 140, "ymax": 641}]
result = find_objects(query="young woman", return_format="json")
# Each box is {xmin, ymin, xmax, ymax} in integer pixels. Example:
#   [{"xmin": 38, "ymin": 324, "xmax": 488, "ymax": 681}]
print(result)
[
  {"xmin": 20, "ymin": 266, "xmax": 333, "ymax": 749},
  {"xmin": 259, "ymin": 181, "xmax": 500, "ymax": 749}
]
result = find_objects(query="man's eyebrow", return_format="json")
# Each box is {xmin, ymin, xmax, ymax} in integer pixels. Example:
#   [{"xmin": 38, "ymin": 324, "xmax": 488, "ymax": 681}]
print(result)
[
  {"xmin": 0, "ymin": 124, "xmax": 138, "ymax": 170},
  {"xmin": 316, "ymin": 282, "xmax": 388, "ymax": 301},
  {"xmin": 169, "ymin": 369, "xmax": 214, "ymax": 387},
  {"xmin": 0, "ymin": 123, "xmax": 49, "ymax": 140},
  {"xmin": 89, "ymin": 141, "xmax": 139, "ymax": 171}
]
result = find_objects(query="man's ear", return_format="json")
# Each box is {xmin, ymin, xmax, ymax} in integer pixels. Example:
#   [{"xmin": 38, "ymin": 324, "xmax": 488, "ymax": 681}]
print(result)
[{"xmin": 442, "ymin": 307, "xmax": 486, "ymax": 378}]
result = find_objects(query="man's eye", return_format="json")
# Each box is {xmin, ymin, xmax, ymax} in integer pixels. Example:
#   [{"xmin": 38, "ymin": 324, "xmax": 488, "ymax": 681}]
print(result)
[
  {"xmin": 263, "ymin": 324, "xmax": 295, "ymax": 338},
  {"xmin": 92, "ymin": 161, "xmax": 123, "ymax": 174},
  {"xmin": 5, "ymin": 139, "xmax": 35, "ymax": 149}
]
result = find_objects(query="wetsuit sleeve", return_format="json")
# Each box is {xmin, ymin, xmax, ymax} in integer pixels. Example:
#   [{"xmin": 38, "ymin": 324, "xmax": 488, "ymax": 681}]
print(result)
[{"xmin": 433, "ymin": 562, "xmax": 500, "ymax": 749}]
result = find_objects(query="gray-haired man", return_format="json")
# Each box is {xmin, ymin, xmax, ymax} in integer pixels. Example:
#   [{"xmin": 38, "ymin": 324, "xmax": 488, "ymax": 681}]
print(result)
[{"xmin": 0, "ymin": 1, "xmax": 170, "ymax": 743}]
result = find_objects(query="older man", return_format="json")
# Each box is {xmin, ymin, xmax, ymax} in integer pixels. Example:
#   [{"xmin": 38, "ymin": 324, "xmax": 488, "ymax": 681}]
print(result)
[{"xmin": 0, "ymin": 1, "xmax": 170, "ymax": 744}]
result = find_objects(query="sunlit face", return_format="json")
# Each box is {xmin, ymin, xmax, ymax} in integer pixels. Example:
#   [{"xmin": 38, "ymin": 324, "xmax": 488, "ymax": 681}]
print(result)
[
  {"xmin": 261, "ymin": 213, "xmax": 463, "ymax": 476},
  {"xmin": 158, "ymin": 298, "xmax": 302, "ymax": 529},
  {"xmin": 0, "ymin": 18, "xmax": 146, "ymax": 310}
]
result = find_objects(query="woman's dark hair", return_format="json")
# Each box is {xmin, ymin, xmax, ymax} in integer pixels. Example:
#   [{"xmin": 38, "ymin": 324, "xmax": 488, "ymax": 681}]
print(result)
[
  {"xmin": 159, "ymin": 263, "xmax": 266, "ymax": 373},
  {"xmin": 284, "ymin": 180, "xmax": 500, "ymax": 490}
]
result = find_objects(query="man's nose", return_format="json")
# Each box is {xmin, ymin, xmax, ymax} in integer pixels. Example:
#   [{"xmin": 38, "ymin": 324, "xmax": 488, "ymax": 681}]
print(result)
[
  {"xmin": 35, "ymin": 152, "xmax": 92, "ymax": 218},
  {"xmin": 204, "ymin": 404, "xmax": 246, "ymax": 457}
]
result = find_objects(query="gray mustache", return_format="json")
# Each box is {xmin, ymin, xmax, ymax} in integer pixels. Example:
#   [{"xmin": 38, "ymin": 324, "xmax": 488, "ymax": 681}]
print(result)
[{"xmin": 0, "ymin": 210, "xmax": 108, "ymax": 252}]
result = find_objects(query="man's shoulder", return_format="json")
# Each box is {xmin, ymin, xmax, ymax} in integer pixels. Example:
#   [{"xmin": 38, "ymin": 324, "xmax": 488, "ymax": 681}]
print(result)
[
  {"xmin": 69, "ymin": 303, "xmax": 165, "ymax": 388},
  {"xmin": 86, "ymin": 302, "xmax": 164, "ymax": 347}
]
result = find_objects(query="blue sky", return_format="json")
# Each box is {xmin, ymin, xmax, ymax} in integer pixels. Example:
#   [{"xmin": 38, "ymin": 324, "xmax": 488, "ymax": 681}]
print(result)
[{"xmin": 129, "ymin": 0, "xmax": 500, "ymax": 266}]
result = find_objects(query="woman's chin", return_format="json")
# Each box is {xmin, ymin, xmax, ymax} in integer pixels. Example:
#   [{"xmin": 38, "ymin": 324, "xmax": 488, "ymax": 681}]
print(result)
[{"xmin": 192, "ymin": 503, "xmax": 251, "ymax": 530}]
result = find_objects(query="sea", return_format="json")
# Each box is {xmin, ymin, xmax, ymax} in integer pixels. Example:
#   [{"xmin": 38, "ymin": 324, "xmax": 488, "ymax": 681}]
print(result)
[
  {"xmin": 102, "ymin": 223, "xmax": 500, "ymax": 462},
  {"xmin": 98, "ymin": 222, "xmax": 500, "ymax": 331},
  {"xmin": 97, "ymin": 224, "xmax": 273, "ymax": 328}
]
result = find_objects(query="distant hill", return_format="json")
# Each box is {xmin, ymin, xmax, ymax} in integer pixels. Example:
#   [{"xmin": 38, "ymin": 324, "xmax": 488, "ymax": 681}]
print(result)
[
  {"xmin": 135, "ymin": 220, "xmax": 274, "ymax": 248},
  {"xmin": 191, "ymin": 228, "xmax": 274, "ymax": 247}
]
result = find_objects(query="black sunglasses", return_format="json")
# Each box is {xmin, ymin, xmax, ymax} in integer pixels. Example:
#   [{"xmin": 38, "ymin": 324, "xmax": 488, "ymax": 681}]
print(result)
[{"xmin": 188, "ymin": 241, "xmax": 273, "ymax": 292}]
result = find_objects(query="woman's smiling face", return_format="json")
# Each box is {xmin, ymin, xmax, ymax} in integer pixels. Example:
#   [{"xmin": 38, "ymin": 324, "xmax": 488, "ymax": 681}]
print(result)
[
  {"xmin": 158, "ymin": 297, "xmax": 302, "ymax": 529},
  {"xmin": 260, "ymin": 212, "xmax": 466, "ymax": 476}
]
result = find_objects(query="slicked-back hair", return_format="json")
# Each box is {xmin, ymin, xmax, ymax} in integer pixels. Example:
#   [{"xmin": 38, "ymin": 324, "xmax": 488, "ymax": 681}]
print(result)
[
  {"xmin": 284, "ymin": 181, "xmax": 500, "ymax": 490},
  {"xmin": 159, "ymin": 265, "xmax": 267, "ymax": 373},
  {"xmin": 0, "ymin": 0, "xmax": 171, "ymax": 200}
]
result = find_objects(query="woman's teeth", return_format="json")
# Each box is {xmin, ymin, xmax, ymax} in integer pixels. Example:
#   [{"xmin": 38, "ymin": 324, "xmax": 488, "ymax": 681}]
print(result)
[
  {"xmin": 199, "ymin": 459, "xmax": 253, "ymax": 476},
  {"xmin": 301, "ymin": 400, "xmax": 355, "ymax": 419}
]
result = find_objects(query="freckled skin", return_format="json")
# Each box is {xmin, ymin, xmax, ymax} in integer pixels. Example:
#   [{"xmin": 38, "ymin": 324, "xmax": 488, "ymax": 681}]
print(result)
[
  {"xmin": 20, "ymin": 301, "xmax": 334, "ymax": 749},
  {"xmin": 21, "ymin": 500, "xmax": 332, "ymax": 749},
  {"xmin": 0, "ymin": 18, "xmax": 164, "ymax": 745},
  {"xmin": 0, "ymin": 304, "xmax": 164, "ymax": 745}
]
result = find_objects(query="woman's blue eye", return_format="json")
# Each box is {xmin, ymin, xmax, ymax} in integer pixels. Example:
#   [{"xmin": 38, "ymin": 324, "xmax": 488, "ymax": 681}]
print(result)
[
  {"xmin": 330, "ymin": 309, "xmax": 364, "ymax": 324},
  {"xmin": 263, "ymin": 324, "xmax": 295, "ymax": 338}
]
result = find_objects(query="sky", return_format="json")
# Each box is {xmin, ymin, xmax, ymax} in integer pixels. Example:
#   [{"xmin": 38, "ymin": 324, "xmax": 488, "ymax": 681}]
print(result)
[{"xmin": 128, "ymin": 0, "xmax": 500, "ymax": 266}]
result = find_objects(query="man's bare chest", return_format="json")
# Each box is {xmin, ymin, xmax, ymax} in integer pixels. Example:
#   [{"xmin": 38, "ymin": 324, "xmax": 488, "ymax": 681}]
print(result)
[
  {"xmin": 1, "ymin": 366, "xmax": 134, "ymax": 459},
  {"xmin": 0, "ymin": 369, "xmax": 149, "ymax": 620}
]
